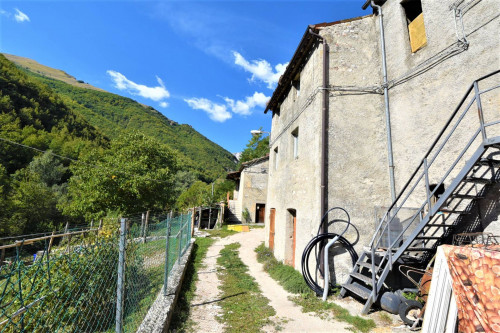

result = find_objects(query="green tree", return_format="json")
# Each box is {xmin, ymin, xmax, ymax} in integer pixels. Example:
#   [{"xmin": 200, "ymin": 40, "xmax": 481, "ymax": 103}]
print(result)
[
  {"xmin": 28, "ymin": 150, "xmax": 67, "ymax": 187},
  {"xmin": 176, "ymin": 181, "xmax": 210, "ymax": 210},
  {"xmin": 64, "ymin": 132, "xmax": 178, "ymax": 219},
  {"xmin": 237, "ymin": 127, "xmax": 269, "ymax": 169}
]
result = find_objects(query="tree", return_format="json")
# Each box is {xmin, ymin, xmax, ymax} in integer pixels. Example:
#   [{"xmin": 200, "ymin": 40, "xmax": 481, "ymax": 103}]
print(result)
[
  {"xmin": 175, "ymin": 178, "xmax": 234, "ymax": 211},
  {"xmin": 64, "ymin": 132, "xmax": 178, "ymax": 219},
  {"xmin": 237, "ymin": 127, "xmax": 269, "ymax": 169},
  {"xmin": 176, "ymin": 181, "xmax": 210, "ymax": 210}
]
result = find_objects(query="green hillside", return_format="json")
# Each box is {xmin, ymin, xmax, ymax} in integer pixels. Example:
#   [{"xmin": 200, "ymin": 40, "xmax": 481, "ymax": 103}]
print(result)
[
  {"xmin": 4, "ymin": 54, "xmax": 237, "ymax": 182},
  {"xmin": 0, "ymin": 53, "xmax": 109, "ymax": 236},
  {"xmin": 0, "ymin": 54, "xmax": 107, "ymax": 174}
]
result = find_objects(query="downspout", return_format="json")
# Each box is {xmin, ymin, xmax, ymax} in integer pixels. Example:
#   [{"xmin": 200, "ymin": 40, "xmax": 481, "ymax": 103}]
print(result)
[
  {"xmin": 365, "ymin": 1, "xmax": 396, "ymax": 202},
  {"xmin": 308, "ymin": 28, "xmax": 329, "ymax": 234}
]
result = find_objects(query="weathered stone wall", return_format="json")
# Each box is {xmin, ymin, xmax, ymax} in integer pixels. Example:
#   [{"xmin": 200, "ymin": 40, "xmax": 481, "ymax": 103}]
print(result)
[
  {"xmin": 265, "ymin": 43, "xmax": 324, "ymax": 267},
  {"xmin": 383, "ymin": 0, "xmax": 500, "ymax": 200},
  {"xmin": 239, "ymin": 158, "xmax": 269, "ymax": 222},
  {"xmin": 321, "ymin": 16, "xmax": 390, "ymax": 281},
  {"xmin": 265, "ymin": 0, "xmax": 499, "ymax": 273}
]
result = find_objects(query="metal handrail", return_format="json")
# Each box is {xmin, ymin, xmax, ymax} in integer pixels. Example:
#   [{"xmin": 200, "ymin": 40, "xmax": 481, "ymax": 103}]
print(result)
[
  {"xmin": 370, "ymin": 69, "xmax": 500, "ymax": 249},
  {"xmin": 367, "ymin": 70, "xmax": 500, "ymax": 300}
]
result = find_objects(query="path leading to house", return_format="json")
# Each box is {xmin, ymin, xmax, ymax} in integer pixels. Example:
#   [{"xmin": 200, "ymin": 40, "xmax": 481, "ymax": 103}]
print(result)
[{"xmin": 189, "ymin": 228, "xmax": 353, "ymax": 332}]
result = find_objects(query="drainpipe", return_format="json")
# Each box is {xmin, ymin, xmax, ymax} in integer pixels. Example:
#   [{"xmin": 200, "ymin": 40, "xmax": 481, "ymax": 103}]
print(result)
[
  {"xmin": 308, "ymin": 28, "xmax": 329, "ymax": 231},
  {"xmin": 365, "ymin": 0, "xmax": 396, "ymax": 202},
  {"xmin": 309, "ymin": 28, "xmax": 329, "ymax": 276}
]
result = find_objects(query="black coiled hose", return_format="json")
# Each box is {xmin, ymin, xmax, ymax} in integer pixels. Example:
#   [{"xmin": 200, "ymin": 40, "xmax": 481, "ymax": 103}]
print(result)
[{"xmin": 301, "ymin": 207, "xmax": 359, "ymax": 296}]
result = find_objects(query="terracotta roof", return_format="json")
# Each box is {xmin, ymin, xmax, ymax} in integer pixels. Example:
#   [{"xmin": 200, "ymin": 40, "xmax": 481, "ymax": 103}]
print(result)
[{"xmin": 264, "ymin": 15, "xmax": 373, "ymax": 114}]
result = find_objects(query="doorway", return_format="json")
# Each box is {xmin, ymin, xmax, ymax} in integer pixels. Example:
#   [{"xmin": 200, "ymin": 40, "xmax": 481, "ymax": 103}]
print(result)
[
  {"xmin": 285, "ymin": 209, "xmax": 297, "ymax": 267},
  {"xmin": 256, "ymin": 203, "xmax": 265, "ymax": 223},
  {"xmin": 269, "ymin": 209, "xmax": 276, "ymax": 251}
]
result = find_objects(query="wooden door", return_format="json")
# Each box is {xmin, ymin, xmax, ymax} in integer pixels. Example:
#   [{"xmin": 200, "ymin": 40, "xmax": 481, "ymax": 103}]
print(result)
[
  {"xmin": 258, "ymin": 204, "xmax": 265, "ymax": 223},
  {"xmin": 291, "ymin": 213, "xmax": 297, "ymax": 267},
  {"xmin": 269, "ymin": 209, "xmax": 276, "ymax": 251}
]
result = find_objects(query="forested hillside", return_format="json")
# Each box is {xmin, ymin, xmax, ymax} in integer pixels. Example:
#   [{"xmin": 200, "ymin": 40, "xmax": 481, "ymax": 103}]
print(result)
[
  {"xmin": 3, "ymin": 53, "xmax": 237, "ymax": 182},
  {"xmin": 0, "ymin": 54, "xmax": 108, "ymax": 237},
  {"xmin": 0, "ymin": 54, "xmax": 236, "ymax": 239}
]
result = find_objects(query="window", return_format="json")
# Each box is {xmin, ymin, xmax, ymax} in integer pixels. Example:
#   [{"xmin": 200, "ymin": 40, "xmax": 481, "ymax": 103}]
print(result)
[
  {"xmin": 292, "ymin": 73, "xmax": 300, "ymax": 101},
  {"xmin": 401, "ymin": 0, "xmax": 427, "ymax": 52},
  {"xmin": 273, "ymin": 147, "xmax": 279, "ymax": 170},
  {"xmin": 291, "ymin": 127, "xmax": 299, "ymax": 159}
]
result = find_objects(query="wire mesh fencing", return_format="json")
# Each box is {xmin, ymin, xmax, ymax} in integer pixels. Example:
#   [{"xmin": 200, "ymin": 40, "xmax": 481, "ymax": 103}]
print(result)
[{"xmin": 0, "ymin": 212, "xmax": 192, "ymax": 332}]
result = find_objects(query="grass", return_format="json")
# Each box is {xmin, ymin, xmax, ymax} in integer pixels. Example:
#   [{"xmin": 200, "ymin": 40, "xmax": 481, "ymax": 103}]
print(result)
[
  {"xmin": 169, "ymin": 237, "xmax": 215, "ymax": 332},
  {"xmin": 255, "ymin": 243, "xmax": 310, "ymax": 294},
  {"xmin": 217, "ymin": 243, "xmax": 275, "ymax": 332},
  {"xmin": 255, "ymin": 243, "xmax": 376, "ymax": 333},
  {"xmin": 206, "ymin": 225, "xmax": 237, "ymax": 238},
  {"xmin": 378, "ymin": 312, "xmax": 393, "ymax": 325}
]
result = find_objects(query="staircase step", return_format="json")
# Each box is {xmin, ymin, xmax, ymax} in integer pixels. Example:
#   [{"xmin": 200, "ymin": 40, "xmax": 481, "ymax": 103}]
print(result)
[
  {"xmin": 464, "ymin": 176, "xmax": 492, "ymax": 184},
  {"xmin": 416, "ymin": 236, "xmax": 441, "ymax": 240},
  {"xmin": 439, "ymin": 208, "xmax": 470, "ymax": 214},
  {"xmin": 451, "ymin": 194, "xmax": 483, "ymax": 200},
  {"xmin": 426, "ymin": 223, "xmax": 452, "ymax": 227},
  {"xmin": 350, "ymin": 272, "xmax": 374, "ymax": 286},
  {"xmin": 342, "ymin": 283, "xmax": 371, "ymax": 300},
  {"xmin": 477, "ymin": 158, "xmax": 500, "ymax": 167},
  {"xmin": 357, "ymin": 261, "xmax": 377, "ymax": 270},
  {"xmin": 403, "ymin": 247, "xmax": 434, "ymax": 252}
]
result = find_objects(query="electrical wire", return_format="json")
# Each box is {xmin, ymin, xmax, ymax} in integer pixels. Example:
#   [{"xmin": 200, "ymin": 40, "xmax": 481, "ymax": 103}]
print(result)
[{"xmin": 0, "ymin": 136, "xmax": 171, "ymax": 184}]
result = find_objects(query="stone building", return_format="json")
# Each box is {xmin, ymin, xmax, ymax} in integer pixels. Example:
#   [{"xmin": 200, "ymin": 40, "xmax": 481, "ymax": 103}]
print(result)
[
  {"xmin": 226, "ymin": 155, "xmax": 269, "ymax": 224},
  {"xmin": 264, "ymin": 0, "xmax": 500, "ymax": 284}
]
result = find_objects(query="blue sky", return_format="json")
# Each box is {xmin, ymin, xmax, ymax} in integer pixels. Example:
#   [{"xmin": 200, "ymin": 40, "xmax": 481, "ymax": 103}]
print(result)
[{"xmin": 0, "ymin": 1, "xmax": 366, "ymax": 153}]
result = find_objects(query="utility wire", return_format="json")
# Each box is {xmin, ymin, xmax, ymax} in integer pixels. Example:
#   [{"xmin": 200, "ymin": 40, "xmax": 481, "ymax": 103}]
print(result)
[{"xmin": 0, "ymin": 136, "xmax": 172, "ymax": 184}]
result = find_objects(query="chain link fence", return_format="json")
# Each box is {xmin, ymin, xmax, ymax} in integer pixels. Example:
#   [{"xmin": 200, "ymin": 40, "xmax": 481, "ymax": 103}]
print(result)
[{"xmin": 0, "ymin": 212, "xmax": 192, "ymax": 332}]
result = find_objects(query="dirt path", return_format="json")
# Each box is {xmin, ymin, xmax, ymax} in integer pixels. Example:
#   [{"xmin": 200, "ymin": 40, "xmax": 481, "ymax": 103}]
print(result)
[
  {"xmin": 189, "ymin": 228, "xmax": 353, "ymax": 332},
  {"xmin": 189, "ymin": 236, "xmax": 233, "ymax": 333}
]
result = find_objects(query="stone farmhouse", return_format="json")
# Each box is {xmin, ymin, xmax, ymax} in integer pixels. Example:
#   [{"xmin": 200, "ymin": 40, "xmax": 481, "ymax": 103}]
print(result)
[
  {"xmin": 226, "ymin": 155, "xmax": 269, "ymax": 224},
  {"xmin": 263, "ymin": 0, "xmax": 500, "ymax": 304}
]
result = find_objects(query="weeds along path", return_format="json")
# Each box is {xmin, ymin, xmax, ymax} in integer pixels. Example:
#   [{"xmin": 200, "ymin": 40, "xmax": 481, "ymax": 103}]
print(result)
[
  {"xmin": 189, "ymin": 228, "xmax": 353, "ymax": 332},
  {"xmin": 189, "ymin": 235, "xmax": 234, "ymax": 333},
  {"xmin": 223, "ymin": 228, "xmax": 352, "ymax": 333}
]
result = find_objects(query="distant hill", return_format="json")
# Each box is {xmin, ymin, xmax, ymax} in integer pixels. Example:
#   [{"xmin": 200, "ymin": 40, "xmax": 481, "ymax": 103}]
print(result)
[
  {"xmin": 0, "ymin": 54, "xmax": 107, "ymax": 174},
  {"xmin": 2, "ymin": 53, "xmax": 105, "ymax": 92},
  {"xmin": 3, "ymin": 53, "xmax": 237, "ymax": 182}
]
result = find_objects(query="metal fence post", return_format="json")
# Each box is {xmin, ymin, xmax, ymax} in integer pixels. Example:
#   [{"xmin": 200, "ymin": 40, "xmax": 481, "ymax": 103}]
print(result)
[
  {"xmin": 163, "ymin": 220, "xmax": 172, "ymax": 296},
  {"xmin": 116, "ymin": 218, "xmax": 127, "ymax": 333},
  {"xmin": 178, "ymin": 217, "xmax": 183, "ymax": 262}
]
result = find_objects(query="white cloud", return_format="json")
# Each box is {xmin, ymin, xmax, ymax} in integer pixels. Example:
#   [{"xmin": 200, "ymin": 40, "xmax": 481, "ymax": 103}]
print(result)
[
  {"xmin": 233, "ymin": 51, "xmax": 288, "ymax": 89},
  {"xmin": 224, "ymin": 92, "xmax": 269, "ymax": 116},
  {"xmin": 185, "ymin": 92, "xmax": 269, "ymax": 122},
  {"xmin": 107, "ymin": 70, "xmax": 170, "ymax": 107},
  {"xmin": 184, "ymin": 98, "xmax": 232, "ymax": 122},
  {"xmin": 14, "ymin": 8, "xmax": 30, "ymax": 23}
]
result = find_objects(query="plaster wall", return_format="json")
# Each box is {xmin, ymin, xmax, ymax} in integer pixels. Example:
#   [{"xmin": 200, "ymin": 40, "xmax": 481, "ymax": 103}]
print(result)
[
  {"xmin": 265, "ymin": 43, "xmax": 324, "ymax": 268},
  {"xmin": 238, "ymin": 159, "xmax": 269, "ymax": 223},
  {"xmin": 266, "ymin": 0, "xmax": 499, "ymax": 273},
  {"xmin": 321, "ymin": 17, "xmax": 390, "ymax": 280},
  {"xmin": 382, "ymin": 0, "xmax": 500, "ymax": 205}
]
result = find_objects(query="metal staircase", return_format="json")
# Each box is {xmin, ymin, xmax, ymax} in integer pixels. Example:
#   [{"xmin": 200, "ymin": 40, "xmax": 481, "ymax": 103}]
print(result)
[{"xmin": 340, "ymin": 70, "xmax": 500, "ymax": 314}]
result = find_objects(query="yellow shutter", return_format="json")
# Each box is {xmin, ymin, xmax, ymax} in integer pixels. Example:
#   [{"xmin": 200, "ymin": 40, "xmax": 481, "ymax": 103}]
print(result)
[{"xmin": 408, "ymin": 13, "xmax": 427, "ymax": 53}]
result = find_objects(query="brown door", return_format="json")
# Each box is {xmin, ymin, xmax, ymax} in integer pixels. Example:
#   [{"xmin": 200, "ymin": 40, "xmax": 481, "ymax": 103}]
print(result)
[
  {"xmin": 269, "ymin": 209, "xmax": 276, "ymax": 251},
  {"xmin": 258, "ymin": 204, "xmax": 265, "ymax": 223},
  {"xmin": 291, "ymin": 212, "xmax": 297, "ymax": 267}
]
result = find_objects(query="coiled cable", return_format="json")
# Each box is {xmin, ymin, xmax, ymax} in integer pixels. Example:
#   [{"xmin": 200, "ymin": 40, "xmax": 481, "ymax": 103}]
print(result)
[{"xmin": 301, "ymin": 207, "xmax": 359, "ymax": 296}]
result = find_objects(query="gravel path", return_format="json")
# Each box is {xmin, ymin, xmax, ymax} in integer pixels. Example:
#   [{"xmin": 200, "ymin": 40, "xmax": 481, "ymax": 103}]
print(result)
[{"xmin": 189, "ymin": 228, "xmax": 352, "ymax": 333}]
